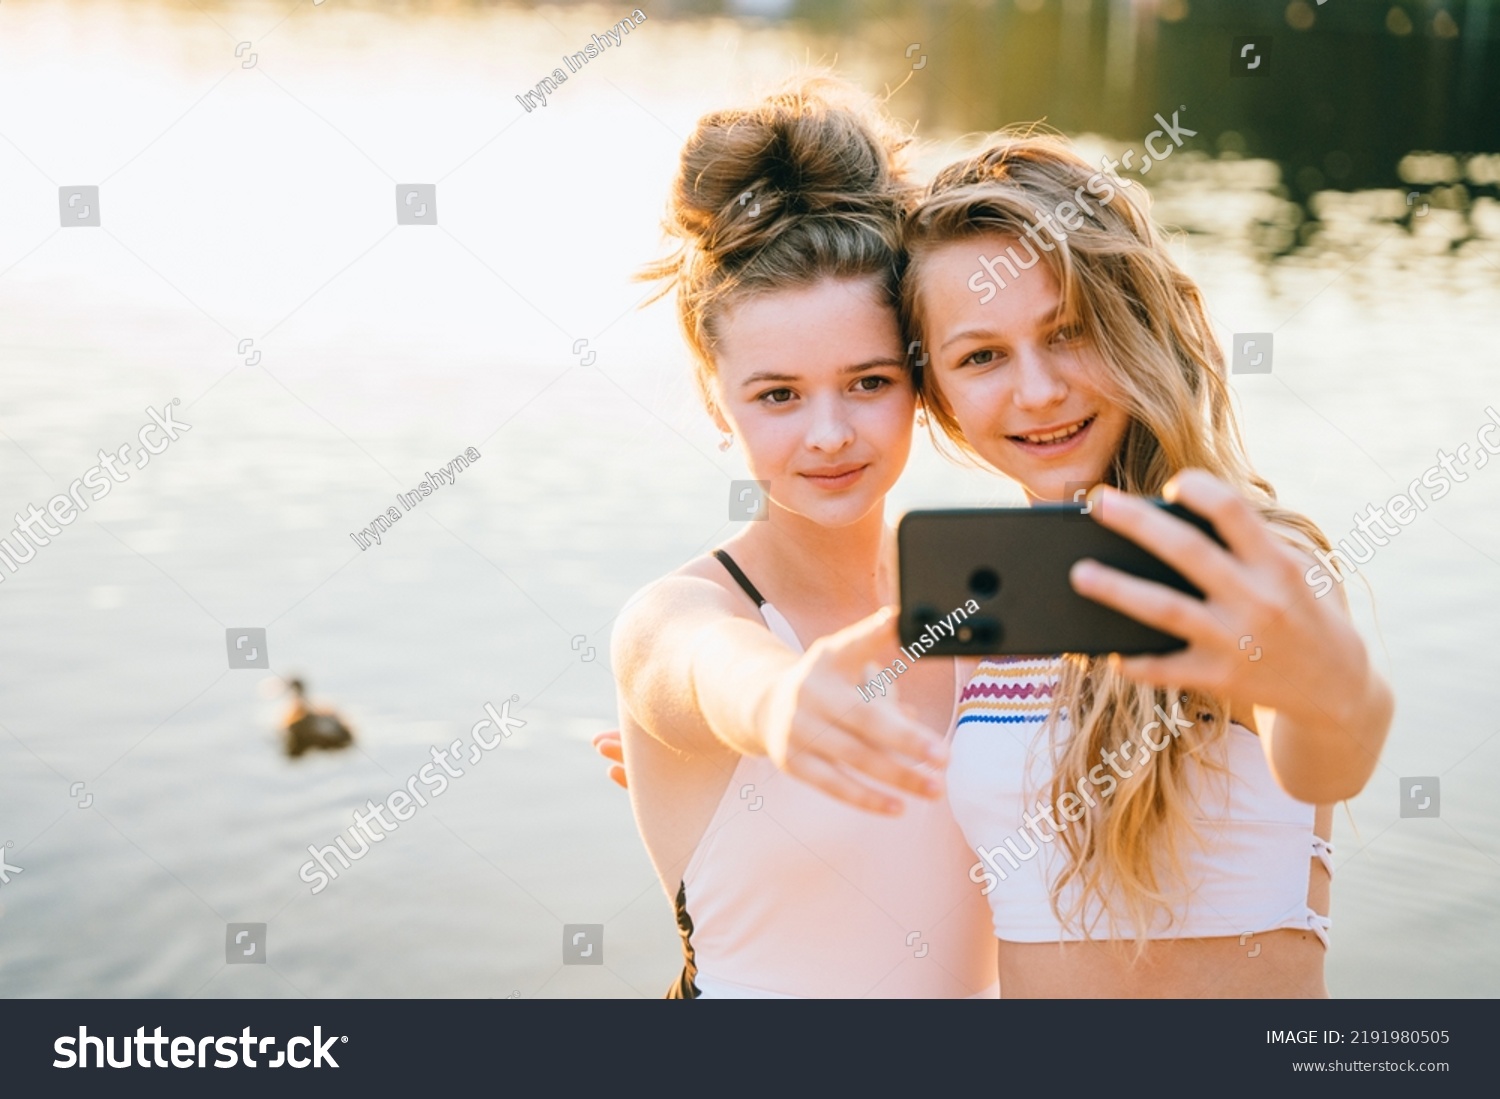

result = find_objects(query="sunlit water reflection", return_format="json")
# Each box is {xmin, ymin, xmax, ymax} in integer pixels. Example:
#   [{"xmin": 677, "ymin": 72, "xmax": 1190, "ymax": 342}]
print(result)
[{"xmin": 0, "ymin": 0, "xmax": 1495, "ymax": 998}]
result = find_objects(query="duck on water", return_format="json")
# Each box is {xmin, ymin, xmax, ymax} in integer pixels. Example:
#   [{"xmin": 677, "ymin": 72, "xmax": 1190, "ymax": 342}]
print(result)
[{"xmin": 280, "ymin": 677, "xmax": 354, "ymax": 758}]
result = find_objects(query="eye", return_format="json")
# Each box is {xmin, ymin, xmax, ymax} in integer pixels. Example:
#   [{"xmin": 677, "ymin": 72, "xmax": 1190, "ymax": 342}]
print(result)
[
  {"xmin": 757, "ymin": 387, "xmax": 796, "ymax": 405},
  {"xmin": 852, "ymin": 374, "xmax": 893, "ymax": 393},
  {"xmin": 1049, "ymin": 324, "xmax": 1085, "ymax": 346},
  {"xmin": 959, "ymin": 348, "xmax": 999, "ymax": 368}
]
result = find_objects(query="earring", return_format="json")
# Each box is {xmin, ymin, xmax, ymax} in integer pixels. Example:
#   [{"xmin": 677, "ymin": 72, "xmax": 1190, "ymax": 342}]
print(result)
[
  {"xmin": 717, "ymin": 432, "xmax": 734, "ymax": 452},
  {"xmin": 915, "ymin": 410, "xmax": 928, "ymax": 428}
]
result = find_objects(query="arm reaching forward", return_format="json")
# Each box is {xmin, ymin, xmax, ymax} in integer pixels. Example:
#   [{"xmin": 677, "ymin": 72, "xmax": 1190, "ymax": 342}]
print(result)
[{"xmin": 611, "ymin": 575, "xmax": 949, "ymax": 814}]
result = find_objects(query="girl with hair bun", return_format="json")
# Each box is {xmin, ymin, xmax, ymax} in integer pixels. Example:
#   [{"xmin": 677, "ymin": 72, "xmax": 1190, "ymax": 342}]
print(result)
[
  {"xmin": 610, "ymin": 75, "xmax": 997, "ymax": 998},
  {"xmin": 900, "ymin": 131, "xmax": 1394, "ymax": 996}
]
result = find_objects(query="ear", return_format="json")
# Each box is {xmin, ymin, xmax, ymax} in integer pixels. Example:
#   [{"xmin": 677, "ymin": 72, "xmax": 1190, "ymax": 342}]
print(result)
[{"xmin": 705, "ymin": 379, "xmax": 733, "ymax": 436}]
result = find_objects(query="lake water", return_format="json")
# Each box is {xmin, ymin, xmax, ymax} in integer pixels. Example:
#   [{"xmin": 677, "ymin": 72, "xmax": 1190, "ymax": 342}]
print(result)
[{"xmin": 0, "ymin": 0, "xmax": 1495, "ymax": 998}]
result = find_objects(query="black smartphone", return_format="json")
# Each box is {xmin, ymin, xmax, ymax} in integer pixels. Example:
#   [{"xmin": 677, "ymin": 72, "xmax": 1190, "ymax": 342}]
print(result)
[{"xmin": 896, "ymin": 500, "xmax": 1225, "ymax": 657}]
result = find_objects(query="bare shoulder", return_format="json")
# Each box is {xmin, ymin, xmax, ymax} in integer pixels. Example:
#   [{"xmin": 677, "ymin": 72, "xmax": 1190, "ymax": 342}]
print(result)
[
  {"xmin": 611, "ymin": 551, "xmax": 761, "ymax": 762},
  {"xmin": 611, "ymin": 552, "xmax": 756, "ymax": 667}
]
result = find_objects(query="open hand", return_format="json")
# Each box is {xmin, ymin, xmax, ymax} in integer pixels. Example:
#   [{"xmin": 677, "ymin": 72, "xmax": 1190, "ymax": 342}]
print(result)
[
  {"xmin": 1067, "ymin": 470, "xmax": 1388, "ymax": 798},
  {"xmin": 760, "ymin": 606, "xmax": 949, "ymax": 815}
]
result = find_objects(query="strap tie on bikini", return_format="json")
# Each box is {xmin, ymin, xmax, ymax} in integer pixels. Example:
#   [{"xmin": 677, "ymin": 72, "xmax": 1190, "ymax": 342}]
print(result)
[
  {"xmin": 1311, "ymin": 835, "xmax": 1335, "ymax": 878},
  {"xmin": 1306, "ymin": 912, "xmax": 1332, "ymax": 949}
]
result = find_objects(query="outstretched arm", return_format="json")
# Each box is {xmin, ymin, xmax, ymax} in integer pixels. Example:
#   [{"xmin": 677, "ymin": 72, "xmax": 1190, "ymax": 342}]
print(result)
[{"xmin": 611, "ymin": 575, "xmax": 949, "ymax": 813}]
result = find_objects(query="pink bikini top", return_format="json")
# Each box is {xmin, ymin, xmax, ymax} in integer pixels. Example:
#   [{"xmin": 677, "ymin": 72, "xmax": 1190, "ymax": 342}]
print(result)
[{"xmin": 667, "ymin": 551, "xmax": 998, "ymax": 998}]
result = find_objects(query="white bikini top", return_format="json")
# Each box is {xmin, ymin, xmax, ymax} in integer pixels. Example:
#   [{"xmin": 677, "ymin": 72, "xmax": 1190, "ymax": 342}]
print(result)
[
  {"xmin": 669, "ymin": 551, "xmax": 998, "ymax": 998},
  {"xmin": 948, "ymin": 657, "xmax": 1332, "ymax": 946}
]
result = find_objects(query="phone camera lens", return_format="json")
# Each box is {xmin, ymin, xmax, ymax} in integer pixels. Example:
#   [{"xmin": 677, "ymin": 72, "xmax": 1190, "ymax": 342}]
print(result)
[
  {"xmin": 914, "ymin": 605, "xmax": 939, "ymax": 626},
  {"xmin": 971, "ymin": 618, "xmax": 1001, "ymax": 647},
  {"xmin": 968, "ymin": 568, "xmax": 1000, "ymax": 599}
]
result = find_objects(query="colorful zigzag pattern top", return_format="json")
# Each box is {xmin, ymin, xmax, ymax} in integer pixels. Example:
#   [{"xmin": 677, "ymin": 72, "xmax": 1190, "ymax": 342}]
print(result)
[{"xmin": 956, "ymin": 657, "xmax": 1063, "ymax": 729}]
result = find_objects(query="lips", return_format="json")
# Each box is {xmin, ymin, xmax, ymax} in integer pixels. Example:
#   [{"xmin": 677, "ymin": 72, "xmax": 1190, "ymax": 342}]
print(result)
[
  {"xmin": 800, "ymin": 462, "xmax": 869, "ymax": 488},
  {"xmin": 1008, "ymin": 415, "xmax": 1095, "ymax": 446}
]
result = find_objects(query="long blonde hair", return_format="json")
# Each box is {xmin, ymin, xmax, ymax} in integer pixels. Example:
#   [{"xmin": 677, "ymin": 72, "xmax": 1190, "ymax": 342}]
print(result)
[
  {"xmin": 902, "ymin": 130, "xmax": 1336, "ymax": 941},
  {"xmin": 636, "ymin": 73, "xmax": 914, "ymax": 409}
]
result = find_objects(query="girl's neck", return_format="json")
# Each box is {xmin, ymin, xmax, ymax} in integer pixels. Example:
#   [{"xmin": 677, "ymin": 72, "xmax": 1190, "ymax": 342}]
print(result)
[{"xmin": 733, "ymin": 501, "xmax": 889, "ymax": 612}]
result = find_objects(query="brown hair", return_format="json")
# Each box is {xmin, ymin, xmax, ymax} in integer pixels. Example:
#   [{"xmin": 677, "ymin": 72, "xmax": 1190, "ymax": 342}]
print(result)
[
  {"xmin": 902, "ymin": 130, "xmax": 1337, "ymax": 944},
  {"xmin": 637, "ymin": 73, "xmax": 913, "ymax": 410}
]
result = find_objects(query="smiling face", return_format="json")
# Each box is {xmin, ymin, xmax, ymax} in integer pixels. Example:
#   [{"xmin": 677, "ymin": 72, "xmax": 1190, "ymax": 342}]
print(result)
[
  {"xmin": 711, "ymin": 275, "xmax": 914, "ymax": 527},
  {"xmin": 915, "ymin": 233, "xmax": 1131, "ymax": 503}
]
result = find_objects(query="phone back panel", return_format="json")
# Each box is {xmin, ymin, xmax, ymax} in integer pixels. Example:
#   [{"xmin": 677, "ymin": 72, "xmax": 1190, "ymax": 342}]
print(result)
[{"xmin": 897, "ymin": 503, "xmax": 1215, "ymax": 657}]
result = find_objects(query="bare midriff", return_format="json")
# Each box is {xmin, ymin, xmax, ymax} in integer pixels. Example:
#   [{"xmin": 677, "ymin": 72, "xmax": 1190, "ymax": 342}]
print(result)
[{"xmin": 996, "ymin": 930, "xmax": 1328, "ymax": 998}]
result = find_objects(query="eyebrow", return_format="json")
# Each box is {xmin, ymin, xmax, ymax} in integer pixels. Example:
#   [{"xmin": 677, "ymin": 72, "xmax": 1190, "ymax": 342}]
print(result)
[
  {"xmin": 739, "ymin": 357, "xmax": 907, "ymax": 388},
  {"xmin": 938, "ymin": 305, "xmax": 1064, "ymax": 353}
]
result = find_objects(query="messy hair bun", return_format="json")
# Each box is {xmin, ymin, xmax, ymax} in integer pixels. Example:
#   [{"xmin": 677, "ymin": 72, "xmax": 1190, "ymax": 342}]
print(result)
[{"xmin": 638, "ymin": 73, "xmax": 912, "ymax": 407}]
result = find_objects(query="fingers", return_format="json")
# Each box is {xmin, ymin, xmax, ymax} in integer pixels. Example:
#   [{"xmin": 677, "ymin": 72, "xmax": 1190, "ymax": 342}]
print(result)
[
  {"xmin": 775, "ymin": 605, "xmax": 949, "ymax": 805},
  {"xmin": 825, "ymin": 687, "xmax": 949, "ymax": 766},
  {"xmin": 1089, "ymin": 485, "xmax": 1249, "ymax": 601},
  {"xmin": 1107, "ymin": 650, "xmax": 1202, "ymax": 688},
  {"xmin": 818, "ymin": 605, "xmax": 902, "ymax": 670},
  {"xmin": 1106, "ymin": 648, "xmax": 1247, "ymax": 701},
  {"xmin": 592, "ymin": 730, "xmax": 623, "ymax": 763},
  {"xmin": 816, "ymin": 608, "xmax": 949, "ymax": 764},
  {"xmin": 593, "ymin": 731, "xmax": 626, "ymax": 788},
  {"xmin": 1161, "ymin": 469, "xmax": 1278, "ymax": 563},
  {"xmin": 791, "ymin": 755, "xmax": 905, "ymax": 816},
  {"xmin": 1071, "ymin": 558, "xmax": 1225, "ymax": 645},
  {"xmin": 811, "ymin": 727, "xmax": 943, "ymax": 799}
]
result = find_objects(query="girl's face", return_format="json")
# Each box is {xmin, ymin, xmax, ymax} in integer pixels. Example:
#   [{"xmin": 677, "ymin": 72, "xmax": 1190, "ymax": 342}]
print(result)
[
  {"xmin": 917, "ymin": 234, "xmax": 1132, "ymax": 504},
  {"xmin": 712, "ymin": 276, "xmax": 914, "ymax": 528}
]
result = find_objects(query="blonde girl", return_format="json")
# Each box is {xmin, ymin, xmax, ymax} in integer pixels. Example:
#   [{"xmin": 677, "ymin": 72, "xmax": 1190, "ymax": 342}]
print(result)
[{"xmin": 901, "ymin": 132, "xmax": 1393, "ymax": 997}]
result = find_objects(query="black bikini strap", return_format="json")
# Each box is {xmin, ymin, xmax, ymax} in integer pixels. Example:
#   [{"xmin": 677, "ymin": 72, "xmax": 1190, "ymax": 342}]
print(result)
[{"xmin": 712, "ymin": 549, "xmax": 766, "ymax": 608}]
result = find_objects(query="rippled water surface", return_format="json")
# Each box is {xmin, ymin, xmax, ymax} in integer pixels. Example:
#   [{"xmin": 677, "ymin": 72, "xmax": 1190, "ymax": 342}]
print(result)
[{"xmin": 0, "ymin": 0, "xmax": 1496, "ymax": 998}]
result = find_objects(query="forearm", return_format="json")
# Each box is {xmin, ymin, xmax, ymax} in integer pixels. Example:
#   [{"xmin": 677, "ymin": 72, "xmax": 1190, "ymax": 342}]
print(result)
[
  {"xmin": 1261, "ymin": 664, "xmax": 1394, "ymax": 804},
  {"xmin": 687, "ymin": 618, "xmax": 801, "ymax": 757}
]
